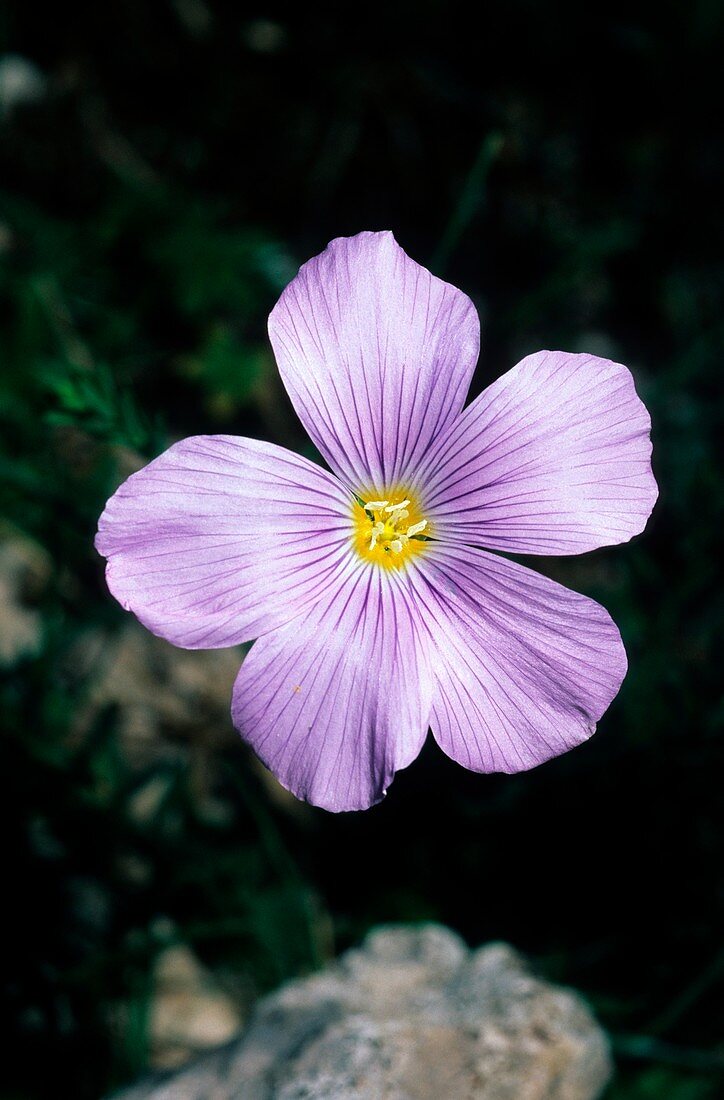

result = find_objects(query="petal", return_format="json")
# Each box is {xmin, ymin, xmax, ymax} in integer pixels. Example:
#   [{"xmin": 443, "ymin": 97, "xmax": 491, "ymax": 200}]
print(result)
[
  {"xmin": 408, "ymin": 544, "xmax": 627, "ymax": 773},
  {"xmin": 232, "ymin": 564, "xmax": 435, "ymax": 812},
  {"xmin": 96, "ymin": 436, "xmax": 355, "ymax": 648},
  {"xmin": 268, "ymin": 231, "xmax": 480, "ymax": 492},
  {"xmin": 417, "ymin": 351, "xmax": 658, "ymax": 554}
]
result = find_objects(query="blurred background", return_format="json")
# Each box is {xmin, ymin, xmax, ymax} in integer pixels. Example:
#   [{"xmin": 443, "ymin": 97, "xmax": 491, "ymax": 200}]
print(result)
[{"xmin": 1, "ymin": 3, "xmax": 722, "ymax": 1097}]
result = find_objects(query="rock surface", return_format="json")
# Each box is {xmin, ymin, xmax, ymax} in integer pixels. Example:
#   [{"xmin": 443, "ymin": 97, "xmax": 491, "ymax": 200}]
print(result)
[
  {"xmin": 113, "ymin": 924, "xmax": 612, "ymax": 1100},
  {"xmin": 0, "ymin": 529, "xmax": 51, "ymax": 666},
  {"xmin": 147, "ymin": 944, "xmax": 244, "ymax": 1070}
]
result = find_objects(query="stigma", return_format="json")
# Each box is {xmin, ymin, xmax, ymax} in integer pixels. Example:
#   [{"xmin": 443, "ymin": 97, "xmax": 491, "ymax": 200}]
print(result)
[{"xmin": 351, "ymin": 491, "xmax": 430, "ymax": 570}]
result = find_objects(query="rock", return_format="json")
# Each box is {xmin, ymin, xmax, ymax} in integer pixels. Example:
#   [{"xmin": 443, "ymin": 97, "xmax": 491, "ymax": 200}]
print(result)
[
  {"xmin": 68, "ymin": 620, "xmax": 307, "ymax": 818},
  {"xmin": 148, "ymin": 945, "xmax": 244, "ymax": 1070},
  {"xmin": 0, "ymin": 54, "xmax": 46, "ymax": 117},
  {"xmin": 0, "ymin": 529, "xmax": 51, "ymax": 666},
  {"xmin": 112, "ymin": 924, "xmax": 612, "ymax": 1099},
  {"xmin": 70, "ymin": 622, "xmax": 242, "ymax": 763}
]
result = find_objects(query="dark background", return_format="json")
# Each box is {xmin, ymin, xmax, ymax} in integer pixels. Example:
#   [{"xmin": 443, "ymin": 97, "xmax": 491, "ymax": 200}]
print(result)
[{"xmin": 1, "ymin": 3, "xmax": 722, "ymax": 1097}]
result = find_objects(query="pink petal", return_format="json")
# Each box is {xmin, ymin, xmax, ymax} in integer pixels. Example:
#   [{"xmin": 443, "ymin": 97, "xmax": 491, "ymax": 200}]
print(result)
[
  {"xmin": 268, "ymin": 231, "xmax": 480, "ymax": 492},
  {"xmin": 96, "ymin": 436, "xmax": 355, "ymax": 648},
  {"xmin": 417, "ymin": 351, "xmax": 658, "ymax": 554},
  {"xmin": 232, "ymin": 564, "xmax": 435, "ymax": 812},
  {"xmin": 409, "ymin": 544, "xmax": 628, "ymax": 773}
]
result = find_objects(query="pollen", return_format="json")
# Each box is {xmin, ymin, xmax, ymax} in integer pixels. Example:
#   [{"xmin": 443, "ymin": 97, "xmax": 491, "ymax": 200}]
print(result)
[{"xmin": 352, "ymin": 490, "xmax": 430, "ymax": 570}]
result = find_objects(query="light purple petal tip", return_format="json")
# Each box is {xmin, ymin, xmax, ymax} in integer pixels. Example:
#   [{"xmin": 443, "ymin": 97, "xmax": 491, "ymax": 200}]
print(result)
[
  {"xmin": 95, "ymin": 435, "xmax": 354, "ymax": 649},
  {"xmin": 232, "ymin": 565, "xmax": 435, "ymax": 812},
  {"xmin": 417, "ymin": 350, "xmax": 658, "ymax": 555},
  {"xmin": 410, "ymin": 543, "xmax": 628, "ymax": 773},
  {"xmin": 268, "ymin": 231, "xmax": 480, "ymax": 492}
]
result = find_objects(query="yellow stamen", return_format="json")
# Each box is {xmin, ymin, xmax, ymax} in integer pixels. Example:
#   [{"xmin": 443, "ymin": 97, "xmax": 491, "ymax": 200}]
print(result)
[{"xmin": 352, "ymin": 489, "xmax": 430, "ymax": 570}]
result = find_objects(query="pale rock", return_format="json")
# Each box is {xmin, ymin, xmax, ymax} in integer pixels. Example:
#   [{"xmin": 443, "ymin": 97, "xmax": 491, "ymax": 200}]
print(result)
[
  {"xmin": 113, "ymin": 924, "xmax": 612, "ymax": 1099},
  {"xmin": 0, "ymin": 530, "xmax": 51, "ymax": 666},
  {"xmin": 0, "ymin": 54, "xmax": 46, "ymax": 116},
  {"xmin": 149, "ymin": 945, "xmax": 243, "ymax": 1070}
]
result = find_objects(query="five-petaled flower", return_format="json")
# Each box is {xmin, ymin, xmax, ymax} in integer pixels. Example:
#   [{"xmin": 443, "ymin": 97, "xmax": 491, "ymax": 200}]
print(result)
[{"xmin": 96, "ymin": 232, "xmax": 657, "ymax": 812}]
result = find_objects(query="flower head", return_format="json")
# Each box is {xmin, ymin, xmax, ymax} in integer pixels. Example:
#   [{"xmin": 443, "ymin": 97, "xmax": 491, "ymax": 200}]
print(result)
[{"xmin": 96, "ymin": 232, "xmax": 657, "ymax": 811}]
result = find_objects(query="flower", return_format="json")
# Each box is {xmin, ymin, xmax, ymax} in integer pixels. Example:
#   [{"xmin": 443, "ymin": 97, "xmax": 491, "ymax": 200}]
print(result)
[{"xmin": 96, "ymin": 231, "xmax": 657, "ymax": 812}]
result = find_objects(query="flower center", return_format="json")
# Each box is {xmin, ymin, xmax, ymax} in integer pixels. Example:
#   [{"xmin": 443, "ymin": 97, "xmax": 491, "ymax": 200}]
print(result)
[{"xmin": 351, "ymin": 491, "xmax": 430, "ymax": 570}]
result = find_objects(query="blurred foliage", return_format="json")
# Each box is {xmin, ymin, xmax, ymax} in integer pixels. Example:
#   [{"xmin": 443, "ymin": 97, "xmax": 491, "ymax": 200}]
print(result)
[{"xmin": 1, "ymin": 2, "xmax": 723, "ymax": 1098}]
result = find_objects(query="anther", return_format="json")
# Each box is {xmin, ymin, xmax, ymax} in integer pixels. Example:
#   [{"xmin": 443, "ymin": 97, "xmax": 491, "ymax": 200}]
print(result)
[
  {"xmin": 357, "ymin": 493, "xmax": 428, "ymax": 562},
  {"xmin": 369, "ymin": 521, "xmax": 385, "ymax": 550}
]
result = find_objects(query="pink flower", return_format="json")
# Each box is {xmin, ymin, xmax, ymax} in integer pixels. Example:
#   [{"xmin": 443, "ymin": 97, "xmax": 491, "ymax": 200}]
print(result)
[{"xmin": 96, "ymin": 232, "xmax": 657, "ymax": 811}]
